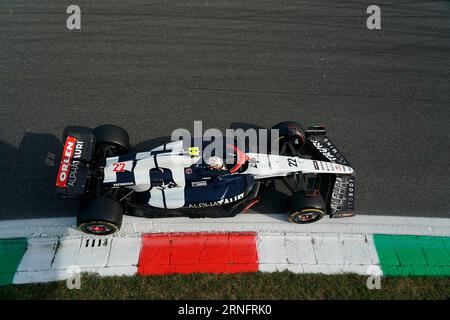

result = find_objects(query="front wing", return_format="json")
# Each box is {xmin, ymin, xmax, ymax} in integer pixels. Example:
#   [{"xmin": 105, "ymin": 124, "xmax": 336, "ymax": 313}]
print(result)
[{"xmin": 306, "ymin": 127, "xmax": 355, "ymax": 217}]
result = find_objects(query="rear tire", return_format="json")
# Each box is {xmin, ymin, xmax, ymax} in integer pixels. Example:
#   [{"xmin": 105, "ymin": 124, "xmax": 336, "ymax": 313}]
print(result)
[
  {"xmin": 288, "ymin": 192, "xmax": 325, "ymax": 224},
  {"xmin": 77, "ymin": 198, "xmax": 123, "ymax": 235},
  {"xmin": 272, "ymin": 121, "xmax": 306, "ymax": 155},
  {"xmin": 93, "ymin": 124, "xmax": 130, "ymax": 154}
]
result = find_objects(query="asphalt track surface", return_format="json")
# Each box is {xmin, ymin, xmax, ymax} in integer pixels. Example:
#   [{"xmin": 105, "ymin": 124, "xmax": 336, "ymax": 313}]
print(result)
[{"xmin": 0, "ymin": 0, "xmax": 449, "ymax": 220}]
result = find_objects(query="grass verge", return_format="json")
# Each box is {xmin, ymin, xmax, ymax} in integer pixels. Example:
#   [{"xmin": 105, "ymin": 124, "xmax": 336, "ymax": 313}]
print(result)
[{"xmin": 0, "ymin": 272, "xmax": 449, "ymax": 300}]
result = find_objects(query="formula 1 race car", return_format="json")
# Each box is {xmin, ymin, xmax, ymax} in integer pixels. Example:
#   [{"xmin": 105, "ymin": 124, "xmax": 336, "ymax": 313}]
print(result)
[{"xmin": 56, "ymin": 122, "xmax": 355, "ymax": 235}]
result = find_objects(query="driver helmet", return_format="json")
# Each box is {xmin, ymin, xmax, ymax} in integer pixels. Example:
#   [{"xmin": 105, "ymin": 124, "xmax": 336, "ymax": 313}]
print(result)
[{"xmin": 206, "ymin": 156, "xmax": 225, "ymax": 170}]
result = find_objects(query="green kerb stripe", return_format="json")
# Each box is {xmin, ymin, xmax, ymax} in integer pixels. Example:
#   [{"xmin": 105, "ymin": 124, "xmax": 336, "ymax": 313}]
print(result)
[
  {"xmin": 0, "ymin": 238, "xmax": 28, "ymax": 285},
  {"xmin": 373, "ymin": 234, "xmax": 450, "ymax": 276}
]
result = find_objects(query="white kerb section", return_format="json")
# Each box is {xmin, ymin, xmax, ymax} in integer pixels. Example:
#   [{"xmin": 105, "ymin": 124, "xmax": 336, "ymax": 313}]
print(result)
[
  {"xmin": 257, "ymin": 233, "xmax": 381, "ymax": 275},
  {"xmin": 14, "ymin": 236, "xmax": 141, "ymax": 284}
]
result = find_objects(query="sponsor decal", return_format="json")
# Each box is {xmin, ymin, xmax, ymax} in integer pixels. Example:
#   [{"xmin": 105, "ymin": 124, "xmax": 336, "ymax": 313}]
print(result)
[
  {"xmin": 185, "ymin": 168, "xmax": 193, "ymax": 174},
  {"xmin": 310, "ymin": 139, "xmax": 337, "ymax": 162},
  {"xmin": 192, "ymin": 181, "xmax": 207, "ymax": 187},
  {"xmin": 347, "ymin": 177, "xmax": 355, "ymax": 209},
  {"xmin": 67, "ymin": 160, "xmax": 79, "ymax": 187},
  {"xmin": 188, "ymin": 193, "xmax": 245, "ymax": 208},
  {"xmin": 113, "ymin": 182, "xmax": 135, "ymax": 187},
  {"xmin": 333, "ymin": 211, "xmax": 354, "ymax": 217},
  {"xmin": 330, "ymin": 175, "xmax": 355, "ymax": 213},
  {"xmin": 156, "ymin": 181, "xmax": 180, "ymax": 190},
  {"xmin": 310, "ymin": 137, "xmax": 349, "ymax": 165},
  {"xmin": 67, "ymin": 140, "xmax": 84, "ymax": 187},
  {"xmin": 56, "ymin": 136, "xmax": 76, "ymax": 187},
  {"xmin": 307, "ymin": 127, "xmax": 326, "ymax": 134},
  {"xmin": 319, "ymin": 161, "xmax": 324, "ymax": 170},
  {"xmin": 313, "ymin": 160, "xmax": 319, "ymax": 170},
  {"xmin": 73, "ymin": 140, "xmax": 83, "ymax": 159}
]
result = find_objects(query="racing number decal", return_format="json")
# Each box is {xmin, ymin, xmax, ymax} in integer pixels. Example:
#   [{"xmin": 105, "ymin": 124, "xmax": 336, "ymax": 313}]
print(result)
[
  {"xmin": 287, "ymin": 158, "xmax": 298, "ymax": 168},
  {"xmin": 113, "ymin": 162, "xmax": 126, "ymax": 172}
]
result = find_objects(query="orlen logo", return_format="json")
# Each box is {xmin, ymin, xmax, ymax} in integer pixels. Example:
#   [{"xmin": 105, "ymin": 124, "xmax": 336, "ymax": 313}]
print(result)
[{"xmin": 56, "ymin": 136, "xmax": 76, "ymax": 187}]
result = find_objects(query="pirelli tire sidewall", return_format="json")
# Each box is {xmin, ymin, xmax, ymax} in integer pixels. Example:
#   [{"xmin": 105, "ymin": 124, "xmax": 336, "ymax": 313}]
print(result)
[
  {"xmin": 77, "ymin": 198, "xmax": 123, "ymax": 235},
  {"xmin": 288, "ymin": 192, "xmax": 326, "ymax": 224},
  {"xmin": 93, "ymin": 124, "xmax": 130, "ymax": 153}
]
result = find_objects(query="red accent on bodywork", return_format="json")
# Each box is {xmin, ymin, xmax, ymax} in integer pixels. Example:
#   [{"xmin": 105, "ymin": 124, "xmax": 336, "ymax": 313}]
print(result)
[
  {"xmin": 227, "ymin": 144, "xmax": 250, "ymax": 173},
  {"xmin": 137, "ymin": 232, "xmax": 258, "ymax": 275},
  {"xmin": 243, "ymin": 198, "xmax": 261, "ymax": 213},
  {"xmin": 56, "ymin": 136, "xmax": 76, "ymax": 188}
]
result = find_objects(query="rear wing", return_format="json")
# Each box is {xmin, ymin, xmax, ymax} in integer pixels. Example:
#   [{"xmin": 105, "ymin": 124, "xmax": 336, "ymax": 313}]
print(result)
[
  {"xmin": 306, "ymin": 126, "xmax": 355, "ymax": 217},
  {"xmin": 55, "ymin": 133, "xmax": 95, "ymax": 197}
]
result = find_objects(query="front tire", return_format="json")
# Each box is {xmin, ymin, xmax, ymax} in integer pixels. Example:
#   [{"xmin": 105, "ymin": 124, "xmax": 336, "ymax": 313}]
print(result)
[
  {"xmin": 77, "ymin": 198, "xmax": 123, "ymax": 235},
  {"xmin": 288, "ymin": 192, "xmax": 325, "ymax": 224},
  {"xmin": 271, "ymin": 121, "xmax": 306, "ymax": 156},
  {"xmin": 93, "ymin": 124, "xmax": 130, "ymax": 155}
]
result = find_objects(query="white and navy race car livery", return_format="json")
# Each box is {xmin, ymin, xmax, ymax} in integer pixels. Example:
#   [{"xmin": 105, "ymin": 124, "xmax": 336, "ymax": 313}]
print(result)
[
  {"xmin": 102, "ymin": 141, "xmax": 251, "ymax": 211},
  {"xmin": 56, "ymin": 122, "xmax": 356, "ymax": 235}
]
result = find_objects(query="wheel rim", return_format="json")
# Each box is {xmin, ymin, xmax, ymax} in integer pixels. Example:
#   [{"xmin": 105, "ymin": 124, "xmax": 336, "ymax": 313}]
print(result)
[
  {"xmin": 83, "ymin": 222, "xmax": 114, "ymax": 235},
  {"xmin": 299, "ymin": 213, "xmax": 316, "ymax": 222},
  {"xmin": 290, "ymin": 209, "xmax": 323, "ymax": 223}
]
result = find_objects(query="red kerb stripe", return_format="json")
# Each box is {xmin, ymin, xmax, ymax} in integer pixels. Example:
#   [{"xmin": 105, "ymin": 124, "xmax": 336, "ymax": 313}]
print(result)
[{"xmin": 137, "ymin": 232, "xmax": 258, "ymax": 275}]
